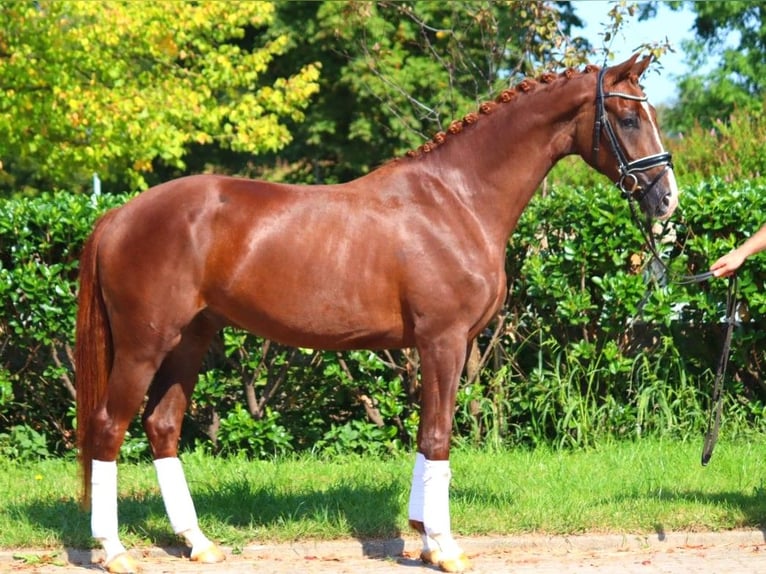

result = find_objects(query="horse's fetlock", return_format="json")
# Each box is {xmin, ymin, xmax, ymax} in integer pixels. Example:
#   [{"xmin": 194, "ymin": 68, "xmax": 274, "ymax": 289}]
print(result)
[{"xmin": 409, "ymin": 519, "xmax": 425, "ymax": 534}]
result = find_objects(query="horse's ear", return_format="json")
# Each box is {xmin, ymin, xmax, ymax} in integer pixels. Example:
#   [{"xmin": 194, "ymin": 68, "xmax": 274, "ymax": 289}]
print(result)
[
  {"xmin": 605, "ymin": 53, "xmax": 650, "ymax": 86},
  {"xmin": 632, "ymin": 55, "xmax": 652, "ymax": 79}
]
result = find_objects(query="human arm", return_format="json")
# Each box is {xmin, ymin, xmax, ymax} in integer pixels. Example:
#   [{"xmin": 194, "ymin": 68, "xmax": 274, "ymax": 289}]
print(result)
[{"xmin": 710, "ymin": 223, "xmax": 766, "ymax": 277}]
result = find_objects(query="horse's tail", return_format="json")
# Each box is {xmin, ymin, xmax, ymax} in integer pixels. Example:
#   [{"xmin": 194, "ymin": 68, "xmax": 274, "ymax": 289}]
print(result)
[{"xmin": 75, "ymin": 210, "xmax": 116, "ymax": 510}]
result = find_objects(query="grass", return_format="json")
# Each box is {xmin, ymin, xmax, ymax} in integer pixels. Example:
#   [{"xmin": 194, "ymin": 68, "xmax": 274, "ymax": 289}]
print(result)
[{"xmin": 1, "ymin": 438, "xmax": 765, "ymax": 551}]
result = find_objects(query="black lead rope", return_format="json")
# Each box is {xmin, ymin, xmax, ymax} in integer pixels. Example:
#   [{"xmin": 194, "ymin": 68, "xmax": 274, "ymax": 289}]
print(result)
[
  {"xmin": 701, "ymin": 273, "xmax": 738, "ymax": 465},
  {"xmin": 624, "ymin": 198, "xmax": 738, "ymax": 465}
]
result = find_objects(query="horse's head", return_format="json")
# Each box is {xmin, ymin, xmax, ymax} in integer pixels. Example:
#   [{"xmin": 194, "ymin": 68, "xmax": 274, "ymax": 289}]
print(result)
[{"xmin": 578, "ymin": 54, "xmax": 678, "ymax": 220}]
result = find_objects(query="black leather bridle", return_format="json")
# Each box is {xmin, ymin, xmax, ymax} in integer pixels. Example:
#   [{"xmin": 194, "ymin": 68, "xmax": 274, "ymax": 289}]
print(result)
[{"xmin": 592, "ymin": 66, "xmax": 674, "ymax": 202}]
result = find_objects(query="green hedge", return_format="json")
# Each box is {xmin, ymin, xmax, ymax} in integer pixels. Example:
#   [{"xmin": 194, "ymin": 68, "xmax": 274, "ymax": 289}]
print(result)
[
  {"xmin": 1, "ymin": 181, "xmax": 764, "ymax": 460},
  {"xmin": 0, "ymin": 192, "xmax": 130, "ymax": 459},
  {"xmin": 496, "ymin": 179, "xmax": 766, "ymax": 447}
]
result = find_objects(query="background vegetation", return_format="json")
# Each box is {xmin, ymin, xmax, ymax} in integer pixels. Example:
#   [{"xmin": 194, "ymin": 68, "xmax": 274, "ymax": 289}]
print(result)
[
  {"xmin": 2, "ymin": 174, "xmax": 765, "ymax": 462},
  {"xmin": 1, "ymin": 1, "xmax": 765, "ymax": 462},
  {"xmin": 4, "ymin": 441, "xmax": 766, "ymax": 550}
]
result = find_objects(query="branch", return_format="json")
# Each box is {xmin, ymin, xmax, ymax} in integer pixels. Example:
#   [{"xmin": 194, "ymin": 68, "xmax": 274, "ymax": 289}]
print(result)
[
  {"xmin": 355, "ymin": 38, "xmax": 440, "ymax": 136},
  {"xmin": 337, "ymin": 352, "xmax": 385, "ymax": 427},
  {"xmin": 465, "ymin": 313, "xmax": 507, "ymax": 387},
  {"xmin": 243, "ymin": 339, "xmax": 270, "ymax": 417},
  {"xmin": 51, "ymin": 342, "xmax": 77, "ymax": 401},
  {"xmin": 252, "ymin": 346, "xmax": 301, "ymax": 420}
]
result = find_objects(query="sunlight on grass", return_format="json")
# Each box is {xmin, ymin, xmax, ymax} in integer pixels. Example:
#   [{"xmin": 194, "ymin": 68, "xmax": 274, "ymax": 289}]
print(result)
[{"xmin": 1, "ymin": 438, "xmax": 765, "ymax": 550}]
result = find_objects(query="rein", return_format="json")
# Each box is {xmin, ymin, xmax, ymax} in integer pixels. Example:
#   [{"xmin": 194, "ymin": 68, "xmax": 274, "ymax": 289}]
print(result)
[
  {"xmin": 624, "ymin": 197, "xmax": 738, "ymax": 466},
  {"xmin": 594, "ymin": 64, "xmax": 736, "ymax": 466},
  {"xmin": 701, "ymin": 273, "xmax": 737, "ymax": 465}
]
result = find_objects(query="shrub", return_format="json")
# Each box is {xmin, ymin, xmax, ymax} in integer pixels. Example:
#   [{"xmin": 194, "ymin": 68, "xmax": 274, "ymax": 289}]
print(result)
[
  {"xmin": 668, "ymin": 105, "xmax": 766, "ymax": 186},
  {"xmin": 457, "ymin": 178, "xmax": 766, "ymax": 447},
  {"xmin": 0, "ymin": 192, "xmax": 129, "ymax": 457},
  {"xmin": 1, "ymin": 178, "xmax": 765, "ymax": 460}
]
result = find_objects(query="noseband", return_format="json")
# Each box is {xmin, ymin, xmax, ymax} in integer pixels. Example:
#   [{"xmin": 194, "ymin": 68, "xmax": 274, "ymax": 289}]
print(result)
[{"xmin": 592, "ymin": 67, "xmax": 673, "ymax": 202}]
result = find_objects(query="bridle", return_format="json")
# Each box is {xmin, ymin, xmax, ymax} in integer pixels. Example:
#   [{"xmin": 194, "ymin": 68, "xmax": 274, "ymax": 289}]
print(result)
[
  {"xmin": 592, "ymin": 66, "xmax": 674, "ymax": 202},
  {"xmin": 591, "ymin": 64, "xmax": 679, "ymax": 286}
]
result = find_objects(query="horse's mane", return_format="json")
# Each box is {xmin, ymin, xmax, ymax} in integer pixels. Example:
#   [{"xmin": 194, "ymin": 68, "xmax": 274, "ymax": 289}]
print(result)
[{"xmin": 402, "ymin": 64, "xmax": 601, "ymax": 160}]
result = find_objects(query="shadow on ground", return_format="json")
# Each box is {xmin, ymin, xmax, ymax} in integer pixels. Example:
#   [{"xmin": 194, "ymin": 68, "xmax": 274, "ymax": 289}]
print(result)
[{"xmin": 10, "ymin": 477, "xmax": 407, "ymax": 561}]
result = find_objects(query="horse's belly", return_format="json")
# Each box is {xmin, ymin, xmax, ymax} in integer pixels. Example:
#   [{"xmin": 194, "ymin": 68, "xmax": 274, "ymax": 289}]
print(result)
[{"xmin": 207, "ymin": 282, "xmax": 411, "ymax": 351}]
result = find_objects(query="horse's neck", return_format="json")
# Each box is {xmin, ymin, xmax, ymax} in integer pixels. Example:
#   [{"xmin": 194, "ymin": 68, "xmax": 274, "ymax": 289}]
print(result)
[{"xmin": 423, "ymin": 78, "xmax": 590, "ymax": 247}]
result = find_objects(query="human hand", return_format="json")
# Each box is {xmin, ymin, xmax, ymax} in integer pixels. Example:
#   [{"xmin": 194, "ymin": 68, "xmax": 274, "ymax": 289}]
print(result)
[{"xmin": 710, "ymin": 250, "xmax": 746, "ymax": 278}]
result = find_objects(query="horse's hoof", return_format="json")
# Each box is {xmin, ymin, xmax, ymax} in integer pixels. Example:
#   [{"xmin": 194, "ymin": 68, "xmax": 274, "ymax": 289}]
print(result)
[
  {"xmin": 104, "ymin": 552, "xmax": 139, "ymax": 574},
  {"xmin": 420, "ymin": 549, "xmax": 441, "ymax": 565},
  {"xmin": 190, "ymin": 543, "xmax": 226, "ymax": 564},
  {"xmin": 438, "ymin": 554, "xmax": 472, "ymax": 573}
]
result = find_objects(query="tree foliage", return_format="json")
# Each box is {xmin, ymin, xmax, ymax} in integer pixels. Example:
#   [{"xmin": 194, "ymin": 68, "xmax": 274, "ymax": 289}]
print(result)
[
  {"xmin": 250, "ymin": 0, "xmax": 591, "ymax": 185},
  {"xmin": 1, "ymin": 1, "xmax": 757, "ymax": 190},
  {"xmin": 663, "ymin": 1, "xmax": 766, "ymax": 132},
  {"xmin": 0, "ymin": 0, "xmax": 320, "ymax": 193}
]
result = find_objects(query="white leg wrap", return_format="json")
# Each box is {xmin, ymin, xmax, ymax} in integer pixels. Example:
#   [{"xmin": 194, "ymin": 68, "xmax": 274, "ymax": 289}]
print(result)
[
  {"xmin": 91, "ymin": 460, "xmax": 127, "ymax": 564},
  {"xmin": 154, "ymin": 457, "xmax": 200, "ymax": 534},
  {"xmin": 423, "ymin": 458, "xmax": 451, "ymax": 538},
  {"xmin": 154, "ymin": 457, "xmax": 215, "ymax": 555},
  {"xmin": 409, "ymin": 454, "xmax": 463, "ymax": 560},
  {"xmin": 407, "ymin": 452, "xmax": 426, "ymax": 522}
]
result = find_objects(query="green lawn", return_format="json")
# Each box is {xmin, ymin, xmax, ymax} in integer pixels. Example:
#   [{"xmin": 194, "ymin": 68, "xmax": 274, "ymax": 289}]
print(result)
[{"xmin": 1, "ymin": 438, "xmax": 764, "ymax": 550}]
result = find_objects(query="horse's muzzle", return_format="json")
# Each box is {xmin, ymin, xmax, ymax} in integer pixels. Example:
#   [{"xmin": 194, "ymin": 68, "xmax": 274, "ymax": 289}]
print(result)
[
  {"xmin": 655, "ymin": 180, "xmax": 679, "ymax": 220},
  {"xmin": 635, "ymin": 165, "xmax": 678, "ymax": 220}
]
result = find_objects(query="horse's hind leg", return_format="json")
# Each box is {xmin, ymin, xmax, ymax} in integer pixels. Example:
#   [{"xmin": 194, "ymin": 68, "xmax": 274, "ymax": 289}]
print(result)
[
  {"xmin": 89, "ymin": 351, "xmax": 167, "ymax": 573},
  {"xmin": 89, "ymin": 314, "xmax": 214, "ymax": 573},
  {"xmin": 143, "ymin": 313, "xmax": 225, "ymax": 564}
]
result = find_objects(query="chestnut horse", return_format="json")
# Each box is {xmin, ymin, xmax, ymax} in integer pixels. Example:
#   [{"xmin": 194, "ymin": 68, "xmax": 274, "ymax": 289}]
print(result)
[{"xmin": 75, "ymin": 54, "xmax": 678, "ymax": 573}]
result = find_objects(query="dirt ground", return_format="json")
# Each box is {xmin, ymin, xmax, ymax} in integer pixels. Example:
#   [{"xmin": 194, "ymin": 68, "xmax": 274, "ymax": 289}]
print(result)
[{"xmin": 4, "ymin": 530, "xmax": 766, "ymax": 573}]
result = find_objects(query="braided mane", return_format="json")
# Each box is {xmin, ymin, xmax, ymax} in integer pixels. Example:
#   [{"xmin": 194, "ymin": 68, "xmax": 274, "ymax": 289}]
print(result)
[{"xmin": 405, "ymin": 64, "xmax": 600, "ymax": 159}]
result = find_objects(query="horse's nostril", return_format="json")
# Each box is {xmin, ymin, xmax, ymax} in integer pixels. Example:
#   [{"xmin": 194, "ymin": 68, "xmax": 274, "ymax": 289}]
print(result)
[{"xmin": 662, "ymin": 194, "xmax": 670, "ymax": 207}]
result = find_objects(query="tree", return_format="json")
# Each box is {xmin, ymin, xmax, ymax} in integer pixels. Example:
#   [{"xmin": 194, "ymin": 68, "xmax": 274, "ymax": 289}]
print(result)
[
  {"xmin": 662, "ymin": 1, "xmax": 765, "ymax": 132},
  {"xmin": 248, "ymin": 1, "xmax": 591, "ymax": 185},
  {"xmin": 0, "ymin": 1, "xmax": 320, "ymax": 194}
]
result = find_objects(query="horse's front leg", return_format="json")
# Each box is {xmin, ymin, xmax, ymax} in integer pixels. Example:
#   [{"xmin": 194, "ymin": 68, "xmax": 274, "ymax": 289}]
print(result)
[{"xmin": 408, "ymin": 333, "xmax": 472, "ymax": 573}]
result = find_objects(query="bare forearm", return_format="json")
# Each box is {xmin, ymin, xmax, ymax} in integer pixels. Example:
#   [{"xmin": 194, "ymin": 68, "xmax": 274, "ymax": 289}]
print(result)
[
  {"xmin": 736, "ymin": 223, "xmax": 766, "ymax": 258},
  {"xmin": 711, "ymin": 223, "xmax": 766, "ymax": 277}
]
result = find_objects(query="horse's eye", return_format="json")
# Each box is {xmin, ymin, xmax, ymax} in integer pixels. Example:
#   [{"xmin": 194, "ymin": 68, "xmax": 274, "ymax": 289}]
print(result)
[{"xmin": 620, "ymin": 115, "xmax": 639, "ymax": 129}]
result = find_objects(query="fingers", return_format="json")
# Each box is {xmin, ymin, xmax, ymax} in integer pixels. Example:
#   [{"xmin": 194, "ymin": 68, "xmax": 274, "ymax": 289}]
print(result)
[
  {"xmin": 710, "ymin": 253, "xmax": 742, "ymax": 278},
  {"xmin": 711, "ymin": 267, "xmax": 733, "ymax": 278}
]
